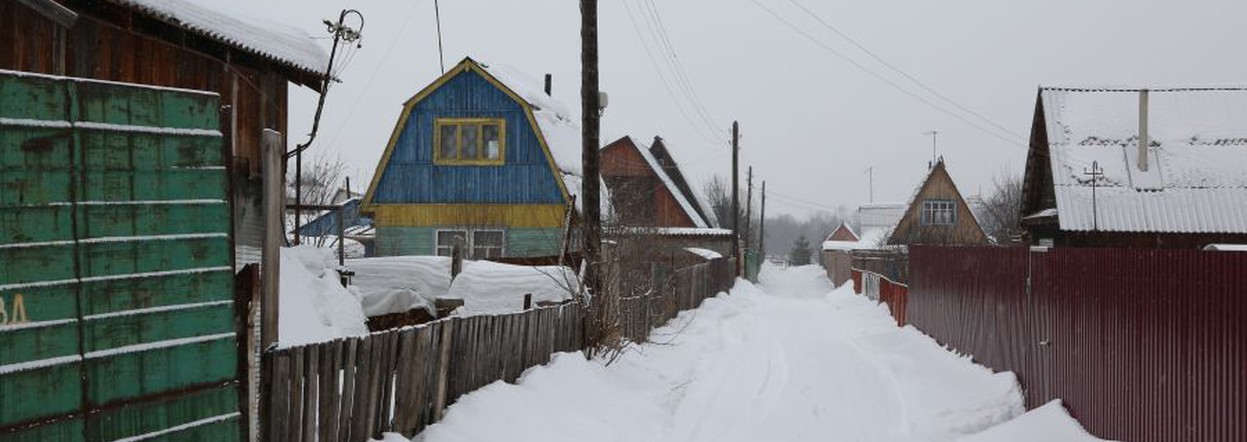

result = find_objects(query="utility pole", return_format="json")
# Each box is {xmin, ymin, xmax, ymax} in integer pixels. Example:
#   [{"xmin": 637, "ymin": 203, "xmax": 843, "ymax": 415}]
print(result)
[
  {"xmin": 758, "ymin": 181, "xmax": 767, "ymax": 260},
  {"xmin": 1084, "ymin": 160, "xmax": 1103, "ymax": 231},
  {"xmin": 865, "ymin": 166, "xmax": 873, "ymax": 203},
  {"xmin": 580, "ymin": 0, "xmax": 602, "ymax": 302},
  {"xmin": 744, "ymin": 166, "xmax": 753, "ymax": 251},
  {"xmin": 731, "ymin": 121, "xmax": 740, "ymax": 264}
]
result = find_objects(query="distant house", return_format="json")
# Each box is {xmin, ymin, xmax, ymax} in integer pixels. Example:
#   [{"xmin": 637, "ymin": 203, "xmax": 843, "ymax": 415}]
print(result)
[
  {"xmin": 820, "ymin": 222, "xmax": 859, "ymax": 287},
  {"xmin": 601, "ymin": 136, "xmax": 715, "ymax": 228},
  {"xmin": 1020, "ymin": 87, "xmax": 1247, "ymax": 248},
  {"xmin": 1, "ymin": 0, "xmax": 329, "ymax": 266},
  {"xmin": 362, "ymin": 58, "xmax": 599, "ymax": 259},
  {"xmin": 600, "ymin": 135, "xmax": 732, "ymax": 260},
  {"xmin": 294, "ymin": 198, "xmax": 375, "ymax": 256},
  {"xmin": 887, "ymin": 159, "xmax": 988, "ymax": 246}
]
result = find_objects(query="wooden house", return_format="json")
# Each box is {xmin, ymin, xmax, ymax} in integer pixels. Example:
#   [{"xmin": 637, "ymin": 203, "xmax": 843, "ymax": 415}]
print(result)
[
  {"xmin": 1, "ymin": 0, "xmax": 329, "ymax": 265},
  {"xmin": 601, "ymin": 135, "xmax": 715, "ymax": 229},
  {"xmin": 820, "ymin": 222, "xmax": 859, "ymax": 287},
  {"xmin": 362, "ymin": 58, "xmax": 597, "ymax": 259},
  {"xmin": 887, "ymin": 159, "xmax": 988, "ymax": 246},
  {"xmin": 1020, "ymin": 87, "xmax": 1247, "ymax": 248}
]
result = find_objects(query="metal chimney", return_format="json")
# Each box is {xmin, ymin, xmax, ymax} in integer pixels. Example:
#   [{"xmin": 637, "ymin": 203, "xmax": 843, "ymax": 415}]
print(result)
[
  {"xmin": 1138, "ymin": 89, "xmax": 1149, "ymax": 172},
  {"xmin": 544, "ymin": 74, "xmax": 552, "ymax": 96}
]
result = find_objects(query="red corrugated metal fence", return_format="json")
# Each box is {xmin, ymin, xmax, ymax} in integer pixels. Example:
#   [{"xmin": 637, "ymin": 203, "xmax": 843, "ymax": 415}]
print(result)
[{"xmin": 908, "ymin": 246, "xmax": 1247, "ymax": 442}]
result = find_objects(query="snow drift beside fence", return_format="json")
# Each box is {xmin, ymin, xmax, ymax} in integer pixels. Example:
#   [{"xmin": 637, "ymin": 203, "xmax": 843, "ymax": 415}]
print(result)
[{"xmin": 279, "ymin": 246, "xmax": 369, "ymax": 347}]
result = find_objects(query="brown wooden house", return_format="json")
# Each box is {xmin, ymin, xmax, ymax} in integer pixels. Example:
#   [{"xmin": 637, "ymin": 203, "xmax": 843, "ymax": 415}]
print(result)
[
  {"xmin": 2, "ymin": 0, "xmax": 329, "ymax": 265},
  {"xmin": 887, "ymin": 159, "xmax": 988, "ymax": 246},
  {"xmin": 601, "ymin": 136, "xmax": 716, "ymax": 229},
  {"xmin": 1020, "ymin": 86, "xmax": 1247, "ymax": 248}
]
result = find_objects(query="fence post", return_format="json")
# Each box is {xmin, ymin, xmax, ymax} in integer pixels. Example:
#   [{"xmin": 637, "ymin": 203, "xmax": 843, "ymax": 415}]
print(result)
[
  {"xmin": 259, "ymin": 129, "xmax": 283, "ymax": 442},
  {"xmin": 432, "ymin": 320, "xmax": 456, "ymax": 421}
]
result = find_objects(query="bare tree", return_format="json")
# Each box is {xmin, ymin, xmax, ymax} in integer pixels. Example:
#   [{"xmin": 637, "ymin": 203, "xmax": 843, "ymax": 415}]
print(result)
[
  {"xmin": 287, "ymin": 152, "xmax": 350, "ymax": 246},
  {"xmin": 703, "ymin": 175, "xmax": 756, "ymax": 244},
  {"xmin": 978, "ymin": 167, "xmax": 1024, "ymax": 244}
]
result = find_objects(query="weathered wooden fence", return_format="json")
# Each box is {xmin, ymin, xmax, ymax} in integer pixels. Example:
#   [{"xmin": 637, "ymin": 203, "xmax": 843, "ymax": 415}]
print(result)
[
  {"xmin": 908, "ymin": 246, "xmax": 1247, "ymax": 442},
  {"xmin": 620, "ymin": 257, "xmax": 736, "ymax": 343},
  {"xmin": 263, "ymin": 257, "xmax": 737, "ymax": 442}
]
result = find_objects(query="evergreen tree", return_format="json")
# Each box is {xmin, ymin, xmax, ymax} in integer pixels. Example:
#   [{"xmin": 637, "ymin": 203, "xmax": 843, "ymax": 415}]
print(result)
[{"xmin": 788, "ymin": 234, "xmax": 812, "ymax": 266}]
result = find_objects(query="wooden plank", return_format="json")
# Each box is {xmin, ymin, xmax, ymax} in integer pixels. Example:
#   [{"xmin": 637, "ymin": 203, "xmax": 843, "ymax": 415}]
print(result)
[
  {"xmin": 303, "ymin": 345, "xmax": 318, "ymax": 442},
  {"xmin": 289, "ymin": 347, "xmax": 305, "ymax": 442},
  {"xmin": 321, "ymin": 340, "xmax": 341, "ymax": 442},
  {"xmin": 377, "ymin": 332, "xmax": 396, "ymax": 437},
  {"xmin": 348, "ymin": 337, "xmax": 372, "ymax": 442},
  {"xmin": 317, "ymin": 342, "xmax": 333, "ymax": 442},
  {"xmin": 273, "ymin": 351, "xmax": 290, "ymax": 442},
  {"xmin": 338, "ymin": 338, "xmax": 358, "ymax": 442},
  {"xmin": 432, "ymin": 320, "xmax": 454, "ymax": 421}
]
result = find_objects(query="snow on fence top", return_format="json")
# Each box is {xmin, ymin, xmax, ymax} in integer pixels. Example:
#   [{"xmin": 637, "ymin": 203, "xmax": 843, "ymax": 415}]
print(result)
[
  {"xmin": 1039, "ymin": 86, "xmax": 1247, "ymax": 233},
  {"xmin": 108, "ymin": 0, "xmax": 329, "ymax": 75}
]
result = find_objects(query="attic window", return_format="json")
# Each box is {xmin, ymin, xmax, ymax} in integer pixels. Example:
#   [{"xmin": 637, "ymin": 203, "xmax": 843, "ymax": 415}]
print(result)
[
  {"xmin": 434, "ymin": 118, "xmax": 506, "ymax": 165},
  {"xmin": 921, "ymin": 200, "xmax": 956, "ymax": 226}
]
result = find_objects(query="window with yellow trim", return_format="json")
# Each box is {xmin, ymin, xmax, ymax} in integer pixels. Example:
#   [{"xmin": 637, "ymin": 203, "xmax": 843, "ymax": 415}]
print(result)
[{"xmin": 434, "ymin": 118, "xmax": 506, "ymax": 165}]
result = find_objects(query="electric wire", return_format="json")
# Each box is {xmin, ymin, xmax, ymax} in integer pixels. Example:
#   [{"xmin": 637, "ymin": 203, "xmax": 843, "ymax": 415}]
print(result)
[
  {"xmin": 638, "ymin": 0, "xmax": 726, "ymax": 143},
  {"xmin": 746, "ymin": 0, "xmax": 1026, "ymax": 149}
]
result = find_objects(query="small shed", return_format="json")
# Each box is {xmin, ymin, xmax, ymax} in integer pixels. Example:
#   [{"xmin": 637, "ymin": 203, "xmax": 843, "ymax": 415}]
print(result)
[
  {"xmin": 887, "ymin": 159, "xmax": 988, "ymax": 246},
  {"xmin": 362, "ymin": 57, "xmax": 605, "ymax": 259},
  {"xmin": 1020, "ymin": 86, "xmax": 1247, "ymax": 248}
]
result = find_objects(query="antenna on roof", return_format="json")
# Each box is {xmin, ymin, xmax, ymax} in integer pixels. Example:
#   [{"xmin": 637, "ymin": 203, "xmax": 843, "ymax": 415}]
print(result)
[
  {"xmin": 1138, "ymin": 89, "xmax": 1149, "ymax": 171},
  {"xmin": 434, "ymin": 0, "xmax": 446, "ymax": 74},
  {"xmin": 924, "ymin": 130, "xmax": 939, "ymax": 168}
]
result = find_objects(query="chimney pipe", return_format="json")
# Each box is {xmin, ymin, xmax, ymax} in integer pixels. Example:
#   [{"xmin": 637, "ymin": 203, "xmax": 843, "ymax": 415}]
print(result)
[
  {"xmin": 1138, "ymin": 89, "xmax": 1149, "ymax": 172},
  {"xmin": 544, "ymin": 74, "xmax": 552, "ymax": 96}
]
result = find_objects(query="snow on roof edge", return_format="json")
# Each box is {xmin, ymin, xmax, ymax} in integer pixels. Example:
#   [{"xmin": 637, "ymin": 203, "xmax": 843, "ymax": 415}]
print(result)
[{"xmin": 629, "ymin": 136, "xmax": 708, "ymax": 229}]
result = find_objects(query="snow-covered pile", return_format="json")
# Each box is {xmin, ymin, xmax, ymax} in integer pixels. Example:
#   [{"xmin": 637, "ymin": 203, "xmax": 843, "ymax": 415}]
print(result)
[
  {"xmin": 447, "ymin": 261, "xmax": 580, "ymax": 316},
  {"xmin": 347, "ymin": 256, "xmax": 452, "ymax": 317},
  {"xmin": 279, "ymin": 246, "xmax": 369, "ymax": 347},
  {"xmin": 348, "ymin": 256, "xmax": 580, "ymax": 317},
  {"xmin": 957, "ymin": 400, "xmax": 1111, "ymax": 442},
  {"xmin": 398, "ymin": 264, "xmax": 1034, "ymax": 442}
]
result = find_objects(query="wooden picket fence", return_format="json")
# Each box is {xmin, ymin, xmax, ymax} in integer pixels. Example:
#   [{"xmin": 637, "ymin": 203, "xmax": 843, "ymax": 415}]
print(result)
[{"xmin": 262, "ymin": 257, "xmax": 736, "ymax": 442}]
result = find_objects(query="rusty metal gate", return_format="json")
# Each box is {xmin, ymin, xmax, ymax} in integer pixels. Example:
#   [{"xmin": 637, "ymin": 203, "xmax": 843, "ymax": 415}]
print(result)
[{"xmin": 0, "ymin": 70, "xmax": 240, "ymax": 440}]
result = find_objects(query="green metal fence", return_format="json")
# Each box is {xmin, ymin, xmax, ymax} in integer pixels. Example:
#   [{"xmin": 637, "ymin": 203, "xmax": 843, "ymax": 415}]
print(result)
[{"xmin": 0, "ymin": 70, "xmax": 240, "ymax": 441}]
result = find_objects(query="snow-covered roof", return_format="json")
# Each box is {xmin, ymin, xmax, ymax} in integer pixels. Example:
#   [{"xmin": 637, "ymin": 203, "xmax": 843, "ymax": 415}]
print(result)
[
  {"xmin": 109, "ymin": 0, "xmax": 329, "ymax": 76},
  {"xmin": 857, "ymin": 203, "xmax": 905, "ymax": 233},
  {"xmin": 685, "ymin": 247, "xmax": 724, "ymax": 260},
  {"xmin": 478, "ymin": 61, "xmax": 581, "ymax": 175},
  {"xmin": 821, "ymin": 240, "xmax": 861, "ymax": 251},
  {"xmin": 609, "ymin": 227, "xmax": 734, "ymax": 237},
  {"xmin": 1038, "ymin": 86, "xmax": 1247, "ymax": 233}
]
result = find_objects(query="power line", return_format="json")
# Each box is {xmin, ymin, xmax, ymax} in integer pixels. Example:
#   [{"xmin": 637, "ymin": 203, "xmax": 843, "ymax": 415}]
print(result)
[
  {"xmin": 746, "ymin": 0, "xmax": 1026, "ymax": 149},
  {"xmin": 638, "ymin": 0, "xmax": 725, "ymax": 143},
  {"xmin": 768, "ymin": 190, "xmax": 844, "ymax": 212},
  {"xmin": 785, "ymin": 0, "xmax": 1025, "ymax": 140},
  {"xmin": 621, "ymin": 0, "xmax": 726, "ymax": 146}
]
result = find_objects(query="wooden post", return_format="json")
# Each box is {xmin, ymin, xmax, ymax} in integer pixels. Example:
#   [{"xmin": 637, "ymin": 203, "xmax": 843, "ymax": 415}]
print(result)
[
  {"xmin": 451, "ymin": 239, "xmax": 464, "ymax": 279},
  {"xmin": 758, "ymin": 181, "xmax": 767, "ymax": 260},
  {"xmin": 432, "ymin": 321, "xmax": 455, "ymax": 421},
  {"xmin": 259, "ymin": 129, "xmax": 283, "ymax": 442},
  {"xmin": 524, "ymin": 294, "xmax": 533, "ymax": 310},
  {"xmin": 745, "ymin": 166, "xmax": 753, "ymax": 251},
  {"xmin": 337, "ymin": 207, "xmax": 346, "ymax": 266},
  {"xmin": 731, "ymin": 121, "xmax": 740, "ymax": 273}
]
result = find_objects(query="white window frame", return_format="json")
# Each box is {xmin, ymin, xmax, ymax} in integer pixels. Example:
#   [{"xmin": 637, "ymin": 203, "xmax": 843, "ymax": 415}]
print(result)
[
  {"xmin": 921, "ymin": 199, "xmax": 957, "ymax": 226},
  {"xmin": 433, "ymin": 228, "xmax": 507, "ymax": 258}
]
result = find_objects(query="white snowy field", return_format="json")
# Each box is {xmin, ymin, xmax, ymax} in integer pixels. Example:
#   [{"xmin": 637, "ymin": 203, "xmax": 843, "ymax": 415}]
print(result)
[{"xmin": 382, "ymin": 264, "xmax": 1103, "ymax": 442}]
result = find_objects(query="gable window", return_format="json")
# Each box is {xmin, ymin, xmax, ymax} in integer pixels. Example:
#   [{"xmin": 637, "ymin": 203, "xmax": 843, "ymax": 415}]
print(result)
[
  {"xmin": 921, "ymin": 200, "xmax": 957, "ymax": 226},
  {"xmin": 435, "ymin": 229, "xmax": 506, "ymax": 258},
  {"xmin": 434, "ymin": 118, "xmax": 506, "ymax": 165}
]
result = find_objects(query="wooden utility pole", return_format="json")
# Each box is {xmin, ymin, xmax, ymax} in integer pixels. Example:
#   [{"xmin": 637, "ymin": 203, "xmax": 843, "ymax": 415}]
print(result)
[
  {"xmin": 744, "ymin": 166, "xmax": 753, "ymax": 251},
  {"xmin": 731, "ymin": 121, "xmax": 740, "ymax": 262},
  {"xmin": 759, "ymin": 181, "xmax": 767, "ymax": 259},
  {"xmin": 261, "ymin": 130, "xmax": 282, "ymax": 350},
  {"xmin": 580, "ymin": 0, "xmax": 603, "ymax": 301}
]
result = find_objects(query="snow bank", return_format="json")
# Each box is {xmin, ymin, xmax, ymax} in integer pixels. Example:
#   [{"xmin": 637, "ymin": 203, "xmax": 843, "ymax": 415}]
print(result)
[
  {"xmin": 279, "ymin": 246, "xmax": 369, "ymax": 347},
  {"xmin": 347, "ymin": 257, "xmax": 579, "ymax": 317},
  {"xmin": 347, "ymin": 256, "xmax": 452, "ymax": 317},
  {"xmin": 447, "ymin": 261, "xmax": 580, "ymax": 316},
  {"xmin": 408, "ymin": 263, "xmax": 1030, "ymax": 442},
  {"xmin": 957, "ymin": 400, "xmax": 1112, "ymax": 442}
]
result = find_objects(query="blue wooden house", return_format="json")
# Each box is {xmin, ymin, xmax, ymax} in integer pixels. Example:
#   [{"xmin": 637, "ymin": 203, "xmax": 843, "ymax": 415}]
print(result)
[{"xmin": 362, "ymin": 58, "xmax": 590, "ymax": 259}]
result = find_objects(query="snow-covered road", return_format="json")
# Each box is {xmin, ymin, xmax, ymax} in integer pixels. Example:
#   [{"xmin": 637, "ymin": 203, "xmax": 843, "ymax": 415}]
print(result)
[{"xmin": 400, "ymin": 264, "xmax": 1098, "ymax": 442}]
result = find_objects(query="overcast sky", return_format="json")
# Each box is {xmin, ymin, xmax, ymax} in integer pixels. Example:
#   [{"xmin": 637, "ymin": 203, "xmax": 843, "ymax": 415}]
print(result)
[{"xmin": 222, "ymin": 0, "xmax": 1247, "ymax": 218}]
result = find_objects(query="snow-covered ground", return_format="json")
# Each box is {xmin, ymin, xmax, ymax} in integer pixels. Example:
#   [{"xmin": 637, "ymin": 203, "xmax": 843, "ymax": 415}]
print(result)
[{"xmin": 386, "ymin": 263, "xmax": 1103, "ymax": 442}]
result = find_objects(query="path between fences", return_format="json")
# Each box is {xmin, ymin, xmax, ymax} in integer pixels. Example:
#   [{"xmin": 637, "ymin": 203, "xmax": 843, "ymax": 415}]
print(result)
[{"xmin": 261, "ymin": 257, "xmax": 737, "ymax": 442}]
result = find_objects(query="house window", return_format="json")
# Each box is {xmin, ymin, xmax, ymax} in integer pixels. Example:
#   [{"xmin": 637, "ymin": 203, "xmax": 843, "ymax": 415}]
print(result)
[
  {"xmin": 436, "ymin": 230, "xmax": 468, "ymax": 257},
  {"xmin": 434, "ymin": 118, "xmax": 506, "ymax": 165},
  {"xmin": 435, "ymin": 229, "xmax": 506, "ymax": 258},
  {"xmin": 921, "ymin": 200, "xmax": 957, "ymax": 226}
]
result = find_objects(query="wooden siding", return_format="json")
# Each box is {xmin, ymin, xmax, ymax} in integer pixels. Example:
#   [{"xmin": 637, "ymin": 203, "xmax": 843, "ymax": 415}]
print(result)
[
  {"xmin": 601, "ymin": 137, "xmax": 698, "ymax": 228},
  {"xmin": 370, "ymin": 70, "xmax": 564, "ymax": 206},
  {"xmin": 826, "ymin": 224, "xmax": 858, "ymax": 242},
  {"xmin": 888, "ymin": 162, "xmax": 988, "ymax": 246}
]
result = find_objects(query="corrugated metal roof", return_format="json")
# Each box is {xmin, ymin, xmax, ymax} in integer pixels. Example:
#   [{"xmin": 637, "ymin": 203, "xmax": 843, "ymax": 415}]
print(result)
[
  {"xmin": 1040, "ymin": 86, "xmax": 1247, "ymax": 233},
  {"xmin": 107, "ymin": 0, "xmax": 329, "ymax": 76}
]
